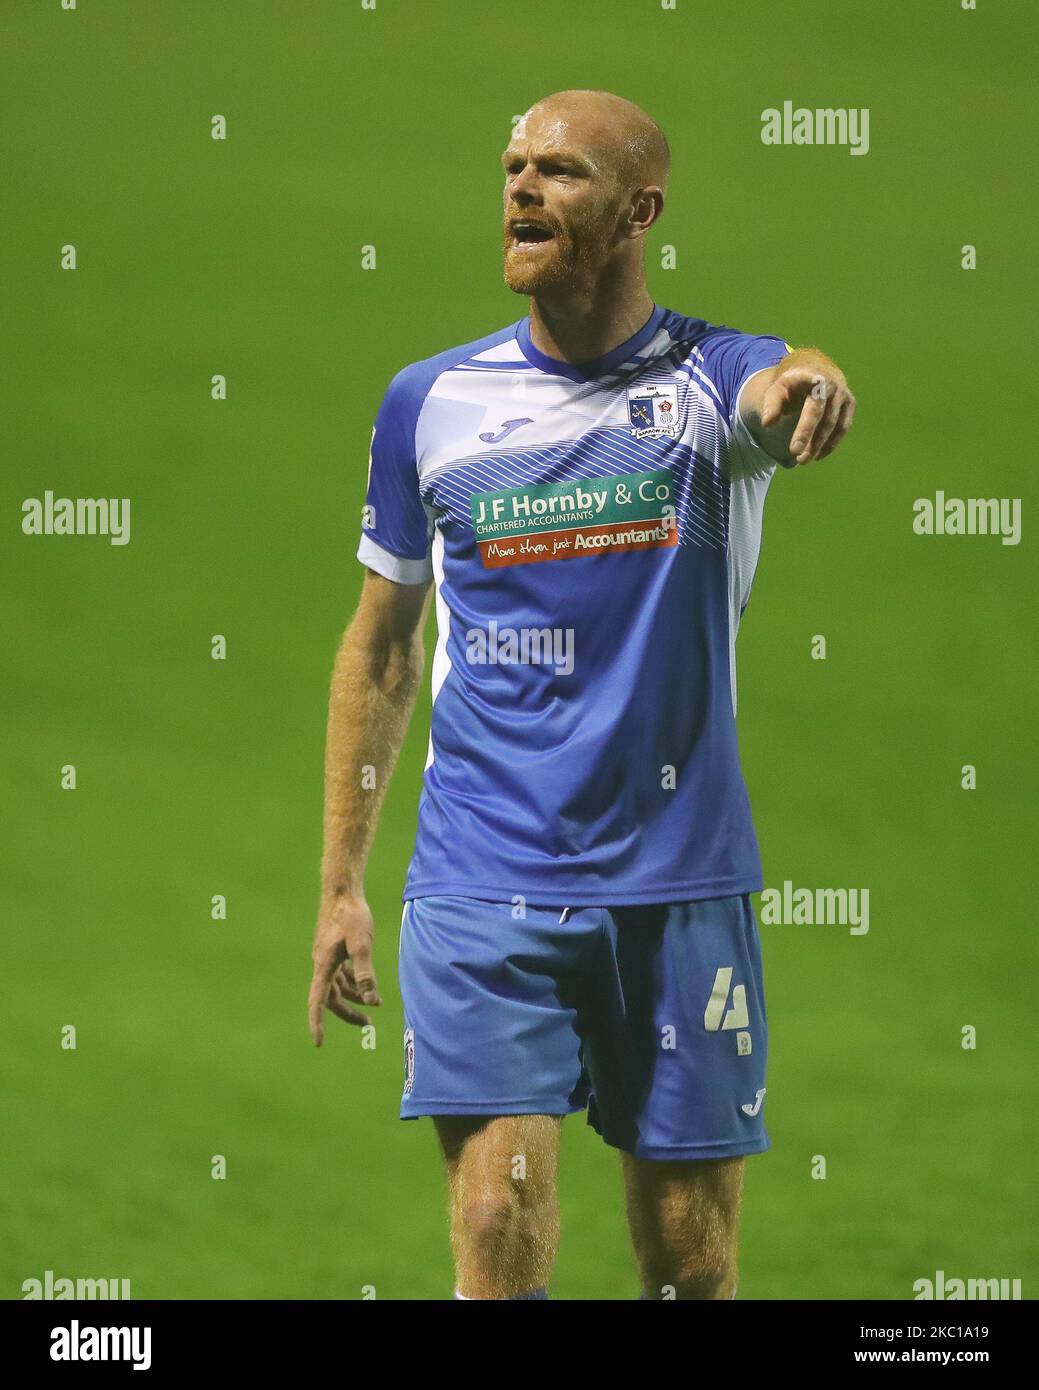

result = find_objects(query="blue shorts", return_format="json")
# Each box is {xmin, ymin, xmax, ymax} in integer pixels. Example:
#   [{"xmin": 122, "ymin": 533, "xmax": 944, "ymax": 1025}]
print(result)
[{"xmin": 397, "ymin": 894, "xmax": 769, "ymax": 1161}]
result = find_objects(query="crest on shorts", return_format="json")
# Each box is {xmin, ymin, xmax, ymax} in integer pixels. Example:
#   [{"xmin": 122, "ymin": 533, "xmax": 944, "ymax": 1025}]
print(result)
[{"xmin": 627, "ymin": 384, "xmax": 680, "ymax": 439}]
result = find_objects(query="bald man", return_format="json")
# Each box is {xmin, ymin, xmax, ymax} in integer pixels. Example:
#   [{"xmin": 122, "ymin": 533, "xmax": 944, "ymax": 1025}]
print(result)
[{"xmin": 309, "ymin": 90, "xmax": 855, "ymax": 1300}]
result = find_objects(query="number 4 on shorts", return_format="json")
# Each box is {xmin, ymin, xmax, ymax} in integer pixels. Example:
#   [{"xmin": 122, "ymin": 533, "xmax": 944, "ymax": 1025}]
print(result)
[{"xmin": 703, "ymin": 966, "xmax": 749, "ymax": 1032}]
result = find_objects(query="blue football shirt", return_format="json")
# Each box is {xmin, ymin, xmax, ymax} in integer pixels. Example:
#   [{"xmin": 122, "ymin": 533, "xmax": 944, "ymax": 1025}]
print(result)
[{"xmin": 358, "ymin": 303, "xmax": 789, "ymax": 905}]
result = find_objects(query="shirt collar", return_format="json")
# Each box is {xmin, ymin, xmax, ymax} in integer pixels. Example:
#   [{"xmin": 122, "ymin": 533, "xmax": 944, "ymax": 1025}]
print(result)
[{"xmin": 517, "ymin": 303, "xmax": 668, "ymax": 382}]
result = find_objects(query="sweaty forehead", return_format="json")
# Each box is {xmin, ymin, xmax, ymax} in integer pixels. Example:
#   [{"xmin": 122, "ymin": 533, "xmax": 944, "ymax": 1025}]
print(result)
[{"xmin": 506, "ymin": 106, "xmax": 613, "ymax": 171}]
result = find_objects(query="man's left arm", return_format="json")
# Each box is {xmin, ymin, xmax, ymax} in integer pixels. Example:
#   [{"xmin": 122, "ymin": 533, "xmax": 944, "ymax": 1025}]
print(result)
[{"xmin": 739, "ymin": 347, "xmax": 857, "ymax": 466}]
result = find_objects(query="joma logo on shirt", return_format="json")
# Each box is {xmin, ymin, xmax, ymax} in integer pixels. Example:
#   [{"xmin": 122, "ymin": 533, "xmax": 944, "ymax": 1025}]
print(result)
[{"xmin": 470, "ymin": 469, "xmax": 677, "ymax": 568}]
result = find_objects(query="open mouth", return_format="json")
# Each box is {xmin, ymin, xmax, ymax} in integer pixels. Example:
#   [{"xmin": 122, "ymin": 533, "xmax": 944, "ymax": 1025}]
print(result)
[{"xmin": 509, "ymin": 220, "xmax": 556, "ymax": 249}]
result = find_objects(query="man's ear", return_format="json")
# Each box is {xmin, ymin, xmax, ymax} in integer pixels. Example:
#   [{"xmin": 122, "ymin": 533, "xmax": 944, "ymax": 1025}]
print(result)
[{"xmin": 627, "ymin": 187, "xmax": 664, "ymax": 237}]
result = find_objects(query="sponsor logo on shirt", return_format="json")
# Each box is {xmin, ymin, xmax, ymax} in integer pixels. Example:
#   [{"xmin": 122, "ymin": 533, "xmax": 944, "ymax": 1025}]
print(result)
[{"xmin": 470, "ymin": 467, "xmax": 677, "ymax": 568}]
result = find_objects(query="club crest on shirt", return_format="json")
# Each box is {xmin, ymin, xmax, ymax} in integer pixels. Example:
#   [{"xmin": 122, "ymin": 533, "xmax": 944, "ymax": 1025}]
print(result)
[{"xmin": 627, "ymin": 384, "xmax": 680, "ymax": 439}]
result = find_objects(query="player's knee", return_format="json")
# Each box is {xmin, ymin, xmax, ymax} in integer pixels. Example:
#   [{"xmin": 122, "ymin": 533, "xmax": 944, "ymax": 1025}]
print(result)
[
  {"xmin": 458, "ymin": 1188, "xmax": 520, "ymax": 1255},
  {"xmin": 645, "ymin": 1239, "xmax": 735, "ymax": 1299},
  {"xmin": 459, "ymin": 1187, "xmax": 555, "ymax": 1260}
]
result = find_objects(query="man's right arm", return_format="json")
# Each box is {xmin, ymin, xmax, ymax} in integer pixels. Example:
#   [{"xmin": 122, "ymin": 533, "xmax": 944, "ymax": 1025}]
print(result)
[{"xmin": 308, "ymin": 569, "xmax": 431, "ymax": 1046}]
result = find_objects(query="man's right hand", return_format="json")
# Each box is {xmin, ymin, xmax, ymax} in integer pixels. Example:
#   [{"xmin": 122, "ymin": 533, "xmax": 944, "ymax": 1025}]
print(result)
[{"xmin": 308, "ymin": 893, "xmax": 382, "ymax": 1045}]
